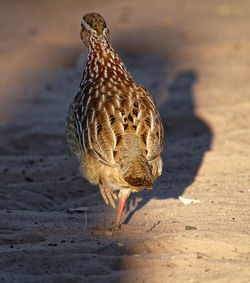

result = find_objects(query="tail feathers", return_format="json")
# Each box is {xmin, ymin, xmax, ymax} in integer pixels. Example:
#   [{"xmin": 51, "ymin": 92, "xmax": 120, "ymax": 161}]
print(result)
[{"xmin": 120, "ymin": 155, "xmax": 153, "ymax": 188}]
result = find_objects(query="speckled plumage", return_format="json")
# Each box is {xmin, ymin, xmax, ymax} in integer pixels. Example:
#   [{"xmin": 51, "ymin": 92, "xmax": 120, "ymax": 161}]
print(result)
[{"xmin": 66, "ymin": 13, "xmax": 164, "ymax": 226}]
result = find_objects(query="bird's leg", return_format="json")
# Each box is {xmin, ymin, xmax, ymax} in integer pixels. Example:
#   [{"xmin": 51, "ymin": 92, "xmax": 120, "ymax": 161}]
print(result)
[{"xmin": 113, "ymin": 190, "xmax": 130, "ymax": 230}]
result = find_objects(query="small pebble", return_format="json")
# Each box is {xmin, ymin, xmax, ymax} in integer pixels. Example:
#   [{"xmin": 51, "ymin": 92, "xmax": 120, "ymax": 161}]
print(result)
[
  {"xmin": 25, "ymin": 177, "xmax": 34, "ymax": 182},
  {"xmin": 104, "ymin": 231, "xmax": 113, "ymax": 236},
  {"xmin": 48, "ymin": 243, "xmax": 57, "ymax": 246},
  {"xmin": 185, "ymin": 225, "xmax": 197, "ymax": 230}
]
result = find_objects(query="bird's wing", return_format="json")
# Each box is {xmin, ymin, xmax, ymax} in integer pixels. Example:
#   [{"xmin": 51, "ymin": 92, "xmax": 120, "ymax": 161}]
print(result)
[
  {"xmin": 72, "ymin": 83, "xmax": 163, "ymax": 166},
  {"xmin": 134, "ymin": 87, "xmax": 164, "ymax": 163}
]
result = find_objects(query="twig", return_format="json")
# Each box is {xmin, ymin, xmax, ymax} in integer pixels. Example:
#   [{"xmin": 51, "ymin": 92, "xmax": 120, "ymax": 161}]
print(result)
[
  {"xmin": 146, "ymin": 220, "xmax": 161, "ymax": 232},
  {"xmin": 95, "ymin": 243, "xmax": 113, "ymax": 253}
]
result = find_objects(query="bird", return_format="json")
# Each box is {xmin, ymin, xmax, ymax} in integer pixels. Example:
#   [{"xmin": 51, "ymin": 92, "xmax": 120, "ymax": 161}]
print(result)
[{"xmin": 66, "ymin": 13, "xmax": 163, "ymax": 229}]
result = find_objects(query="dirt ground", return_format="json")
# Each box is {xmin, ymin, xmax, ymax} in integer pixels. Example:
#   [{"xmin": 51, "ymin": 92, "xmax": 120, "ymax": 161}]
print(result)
[{"xmin": 0, "ymin": 0, "xmax": 249, "ymax": 282}]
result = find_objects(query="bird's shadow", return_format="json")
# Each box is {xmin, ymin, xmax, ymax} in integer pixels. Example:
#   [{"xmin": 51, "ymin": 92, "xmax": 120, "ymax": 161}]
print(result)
[{"xmin": 120, "ymin": 56, "xmax": 212, "ymax": 224}]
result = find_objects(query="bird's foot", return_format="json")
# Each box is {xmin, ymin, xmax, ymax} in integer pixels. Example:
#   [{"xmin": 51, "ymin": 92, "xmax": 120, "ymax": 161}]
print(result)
[{"xmin": 111, "ymin": 222, "xmax": 121, "ymax": 234}]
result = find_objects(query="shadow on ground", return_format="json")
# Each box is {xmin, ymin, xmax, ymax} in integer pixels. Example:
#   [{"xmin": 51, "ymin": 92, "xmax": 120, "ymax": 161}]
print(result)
[{"xmin": 124, "ymin": 67, "xmax": 212, "ymax": 224}]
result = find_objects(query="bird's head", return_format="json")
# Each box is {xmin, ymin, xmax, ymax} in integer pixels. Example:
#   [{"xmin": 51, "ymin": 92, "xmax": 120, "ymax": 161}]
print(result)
[{"xmin": 80, "ymin": 13, "xmax": 109, "ymax": 45}]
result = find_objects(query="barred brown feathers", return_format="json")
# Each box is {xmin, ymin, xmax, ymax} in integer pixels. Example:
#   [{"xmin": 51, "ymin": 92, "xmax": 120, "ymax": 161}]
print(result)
[{"xmin": 66, "ymin": 13, "xmax": 164, "ymax": 226}]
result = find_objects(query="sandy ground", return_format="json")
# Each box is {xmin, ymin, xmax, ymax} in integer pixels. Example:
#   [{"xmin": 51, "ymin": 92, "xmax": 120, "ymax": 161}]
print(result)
[{"xmin": 0, "ymin": 0, "xmax": 249, "ymax": 282}]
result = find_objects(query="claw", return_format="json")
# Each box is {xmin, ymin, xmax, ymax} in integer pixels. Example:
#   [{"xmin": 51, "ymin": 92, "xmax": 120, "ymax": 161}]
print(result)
[
  {"xmin": 99, "ymin": 183, "xmax": 117, "ymax": 208},
  {"xmin": 112, "ymin": 191, "xmax": 118, "ymax": 200},
  {"xmin": 112, "ymin": 221, "xmax": 121, "ymax": 233},
  {"xmin": 99, "ymin": 184, "xmax": 109, "ymax": 205},
  {"xmin": 107, "ymin": 191, "xmax": 116, "ymax": 209}
]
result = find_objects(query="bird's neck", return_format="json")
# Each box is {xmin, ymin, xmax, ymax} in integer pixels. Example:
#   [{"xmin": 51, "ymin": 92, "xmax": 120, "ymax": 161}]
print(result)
[{"xmin": 82, "ymin": 33, "xmax": 132, "ymax": 85}]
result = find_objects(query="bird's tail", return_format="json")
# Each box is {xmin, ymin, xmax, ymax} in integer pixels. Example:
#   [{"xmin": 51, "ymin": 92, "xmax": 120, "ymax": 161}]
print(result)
[
  {"xmin": 120, "ymin": 155, "xmax": 153, "ymax": 188},
  {"xmin": 119, "ymin": 134, "xmax": 152, "ymax": 188}
]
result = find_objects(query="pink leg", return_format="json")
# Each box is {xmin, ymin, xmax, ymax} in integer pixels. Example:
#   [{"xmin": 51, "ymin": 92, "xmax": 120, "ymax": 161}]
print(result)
[{"xmin": 115, "ymin": 191, "xmax": 129, "ymax": 225}]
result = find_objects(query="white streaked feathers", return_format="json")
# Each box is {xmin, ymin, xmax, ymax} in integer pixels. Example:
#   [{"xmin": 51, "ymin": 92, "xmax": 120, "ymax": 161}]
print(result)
[
  {"xmin": 86, "ymin": 117, "xmax": 93, "ymax": 149},
  {"xmin": 84, "ymin": 96, "xmax": 91, "ymax": 116},
  {"xmin": 103, "ymin": 107, "xmax": 116, "ymax": 150},
  {"xmin": 150, "ymin": 110, "xmax": 154, "ymax": 132}
]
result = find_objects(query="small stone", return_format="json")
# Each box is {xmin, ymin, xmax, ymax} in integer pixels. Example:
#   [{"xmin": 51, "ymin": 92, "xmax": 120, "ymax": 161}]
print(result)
[
  {"xmin": 48, "ymin": 243, "xmax": 57, "ymax": 246},
  {"xmin": 185, "ymin": 225, "xmax": 197, "ymax": 230},
  {"xmin": 25, "ymin": 177, "xmax": 34, "ymax": 182},
  {"xmin": 104, "ymin": 231, "xmax": 113, "ymax": 236}
]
